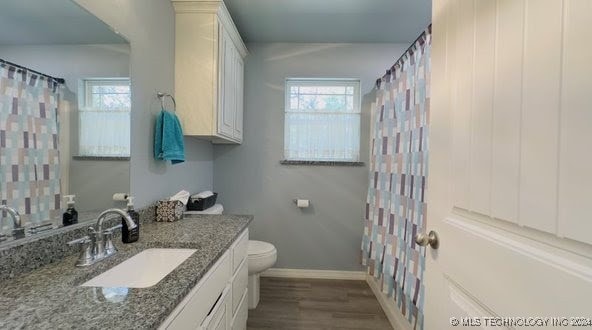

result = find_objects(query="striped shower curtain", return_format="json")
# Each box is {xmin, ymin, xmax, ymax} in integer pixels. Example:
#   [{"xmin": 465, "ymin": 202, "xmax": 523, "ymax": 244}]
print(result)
[
  {"xmin": 0, "ymin": 63, "xmax": 62, "ymax": 225},
  {"xmin": 362, "ymin": 27, "xmax": 431, "ymax": 330}
]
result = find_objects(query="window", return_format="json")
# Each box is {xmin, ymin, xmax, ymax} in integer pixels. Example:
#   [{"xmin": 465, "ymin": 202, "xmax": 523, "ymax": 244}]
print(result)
[
  {"xmin": 284, "ymin": 79, "xmax": 361, "ymax": 162},
  {"xmin": 78, "ymin": 79, "xmax": 131, "ymax": 157}
]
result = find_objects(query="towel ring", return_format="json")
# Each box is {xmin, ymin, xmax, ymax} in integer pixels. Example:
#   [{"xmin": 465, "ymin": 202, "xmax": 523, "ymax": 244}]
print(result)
[{"xmin": 157, "ymin": 92, "xmax": 176, "ymax": 112}]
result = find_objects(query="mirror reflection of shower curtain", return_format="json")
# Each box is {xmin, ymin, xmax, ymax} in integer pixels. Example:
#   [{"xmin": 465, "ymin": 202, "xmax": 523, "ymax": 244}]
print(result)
[
  {"xmin": 0, "ymin": 64, "xmax": 62, "ymax": 226},
  {"xmin": 361, "ymin": 28, "xmax": 431, "ymax": 330},
  {"xmin": 58, "ymin": 97, "xmax": 72, "ymax": 199}
]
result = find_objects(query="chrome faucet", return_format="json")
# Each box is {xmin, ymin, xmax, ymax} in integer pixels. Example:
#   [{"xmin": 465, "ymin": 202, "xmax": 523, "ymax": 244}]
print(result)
[
  {"xmin": 67, "ymin": 208, "xmax": 137, "ymax": 267},
  {"xmin": 92, "ymin": 208, "xmax": 137, "ymax": 258},
  {"xmin": 0, "ymin": 204, "xmax": 24, "ymax": 240}
]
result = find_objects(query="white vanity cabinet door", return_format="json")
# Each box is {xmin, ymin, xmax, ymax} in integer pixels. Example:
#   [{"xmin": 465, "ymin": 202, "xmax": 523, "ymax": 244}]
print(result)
[
  {"xmin": 231, "ymin": 258, "xmax": 248, "ymax": 313},
  {"xmin": 229, "ymin": 229, "xmax": 249, "ymax": 329},
  {"xmin": 231, "ymin": 289, "xmax": 248, "ymax": 330},
  {"xmin": 231, "ymin": 230, "xmax": 249, "ymax": 273},
  {"xmin": 200, "ymin": 285, "xmax": 231, "ymax": 330}
]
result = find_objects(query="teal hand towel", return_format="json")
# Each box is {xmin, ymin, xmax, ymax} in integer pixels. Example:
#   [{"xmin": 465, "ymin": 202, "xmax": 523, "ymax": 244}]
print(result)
[{"xmin": 154, "ymin": 110, "xmax": 185, "ymax": 164}]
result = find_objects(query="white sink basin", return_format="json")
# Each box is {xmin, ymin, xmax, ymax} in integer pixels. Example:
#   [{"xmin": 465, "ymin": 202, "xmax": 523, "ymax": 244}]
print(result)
[{"xmin": 82, "ymin": 248, "xmax": 196, "ymax": 288}]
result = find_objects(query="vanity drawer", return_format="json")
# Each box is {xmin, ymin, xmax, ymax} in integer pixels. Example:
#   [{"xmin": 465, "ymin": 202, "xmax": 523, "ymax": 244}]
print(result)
[
  {"xmin": 231, "ymin": 289, "xmax": 248, "ymax": 330},
  {"xmin": 232, "ymin": 229, "xmax": 249, "ymax": 273},
  {"xmin": 231, "ymin": 257, "xmax": 248, "ymax": 315},
  {"xmin": 164, "ymin": 251, "xmax": 231, "ymax": 330}
]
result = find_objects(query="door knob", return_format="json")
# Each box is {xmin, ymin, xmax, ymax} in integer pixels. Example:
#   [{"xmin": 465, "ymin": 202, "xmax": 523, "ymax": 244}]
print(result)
[{"xmin": 415, "ymin": 230, "xmax": 439, "ymax": 249}]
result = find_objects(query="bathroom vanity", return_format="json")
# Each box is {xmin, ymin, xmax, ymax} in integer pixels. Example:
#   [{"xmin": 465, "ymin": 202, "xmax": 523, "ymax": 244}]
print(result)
[
  {"xmin": 160, "ymin": 229, "xmax": 249, "ymax": 329},
  {"xmin": 0, "ymin": 214, "xmax": 252, "ymax": 329}
]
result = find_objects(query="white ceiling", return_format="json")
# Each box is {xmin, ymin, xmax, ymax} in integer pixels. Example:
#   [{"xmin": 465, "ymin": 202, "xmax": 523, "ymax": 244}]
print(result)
[
  {"xmin": 0, "ymin": 0, "xmax": 127, "ymax": 45},
  {"xmin": 224, "ymin": 0, "xmax": 432, "ymax": 43}
]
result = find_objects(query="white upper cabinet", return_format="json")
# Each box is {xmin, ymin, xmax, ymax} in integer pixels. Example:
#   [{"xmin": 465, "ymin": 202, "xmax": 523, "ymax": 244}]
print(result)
[{"xmin": 172, "ymin": 0, "xmax": 247, "ymax": 144}]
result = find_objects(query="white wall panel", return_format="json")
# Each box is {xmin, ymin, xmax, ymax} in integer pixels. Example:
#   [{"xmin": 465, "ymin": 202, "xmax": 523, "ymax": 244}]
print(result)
[
  {"xmin": 469, "ymin": 0, "xmax": 496, "ymax": 216},
  {"xmin": 491, "ymin": 0, "xmax": 524, "ymax": 224},
  {"xmin": 451, "ymin": 0, "xmax": 473, "ymax": 210},
  {"xmin": 441, "ymin": 0, "xmax": 592, "ymax": 244},
  {"xmin": 558, "ymin": 0, "xmax": 592, "ymax": 243},
  {"xmin": 518, "ymin": 0, "xmax": 563, "ymax": 233}
]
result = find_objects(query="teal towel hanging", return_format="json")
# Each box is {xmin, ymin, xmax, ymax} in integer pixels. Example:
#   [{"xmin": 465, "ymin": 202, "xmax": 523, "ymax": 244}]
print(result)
[{"xmin": 154, "ymin": 109, "xmax": 185, "ymax": 164}]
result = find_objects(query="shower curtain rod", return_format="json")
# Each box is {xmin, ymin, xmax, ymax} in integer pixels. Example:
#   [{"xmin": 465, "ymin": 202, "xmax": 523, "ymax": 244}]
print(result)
[
  {"xmin": 0, "ymin": 58, "xmax": 65, "ymax": 84},
  {"xmin": 375, "ymin": 23, "xmax": 432, "ymax": 88}
]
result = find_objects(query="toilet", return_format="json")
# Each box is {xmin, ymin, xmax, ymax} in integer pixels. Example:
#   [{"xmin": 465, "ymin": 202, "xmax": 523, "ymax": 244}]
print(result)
[
  {"xmin": 188, "ymin": 204, "xmax": 277, "ymax": 309},
  {"xmin": 247, "ymin": 240, "xmax": 277, "ymax": 309}
]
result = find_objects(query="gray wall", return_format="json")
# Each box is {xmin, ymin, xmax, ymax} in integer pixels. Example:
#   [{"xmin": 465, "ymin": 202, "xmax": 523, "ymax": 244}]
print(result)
[
  {"xmin": 75, "ymin": 0, "xmax": 214, "ymax": 207},
  {"xmin": 0, "ymin": 44, "xmax": 130, "ymax": 211},
  {"xmin": 214, "ymin": 43, "xmax": 407, "ymax": 271}
]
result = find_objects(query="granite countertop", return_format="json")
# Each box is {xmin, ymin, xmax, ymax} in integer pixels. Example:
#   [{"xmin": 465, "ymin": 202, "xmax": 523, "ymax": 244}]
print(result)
[{"xmin": 0, "ymin": 214, "xmax": 252, "ymax": 330}]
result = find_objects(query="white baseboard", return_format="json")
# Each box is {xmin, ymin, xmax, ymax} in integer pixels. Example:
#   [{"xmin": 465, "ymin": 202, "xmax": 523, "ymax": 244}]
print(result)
[
  {"xmin": 261, "ymin": 268, "xmax": 366, "ymax": 280},
  {"xmin": 366, "ymin": 275, "xmax": 412, "ymax": 330}
]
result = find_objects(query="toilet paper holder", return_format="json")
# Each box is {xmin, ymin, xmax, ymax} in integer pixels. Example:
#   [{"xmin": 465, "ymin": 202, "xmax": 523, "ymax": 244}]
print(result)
[{"xmin": 292, "ymin": 199, "xmax": 310, "ymax": 208}]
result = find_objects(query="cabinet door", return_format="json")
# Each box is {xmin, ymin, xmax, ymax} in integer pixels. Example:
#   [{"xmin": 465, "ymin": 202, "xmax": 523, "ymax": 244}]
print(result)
[
  {"xmin": 233, "ymin": 54, "xmax": 244, "ymax": 142},
  {"xmin": 217, "ymin": 25, "xmax": 235, "ymax": 139},
  {"xmin": 201, "ymin": 286, "xmax": 231, "ymax": 330},
  {"xmin": 231, "ymin": 289, "xmax": 248, "ymax": 330},
  {"xmin": 231, "ymin": 258, "xmax": 248, "ymax": 315}
]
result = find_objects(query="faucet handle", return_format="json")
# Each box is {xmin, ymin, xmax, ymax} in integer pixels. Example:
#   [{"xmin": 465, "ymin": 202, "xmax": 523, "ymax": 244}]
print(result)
[
  {"xmin": 67, "ymin": 236, "xmax": 94, "ymax": 267},
  {"xmin": 87, "ymin": 226, "xmax": 98, "ymax": 236},
  {"xmin": 102, "ymin": 226, "xmax": 121, "ymax": 257},
  {"xmin": 67, "ymin": 236, "xmax": 91, "ymax": 246},
  {"xmin": 103, "ymin": 224, "xmax": 123, "ymax": 234}
]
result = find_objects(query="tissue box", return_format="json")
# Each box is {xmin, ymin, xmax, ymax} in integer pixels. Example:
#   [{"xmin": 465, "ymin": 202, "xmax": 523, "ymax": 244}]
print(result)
[
  {"xmin": 187, "ymin": 193, "xmax": 218, "ymax": 211},
  {"xmin": 156, "ymin": 200, "xmax": 184, "ymax": 222}
]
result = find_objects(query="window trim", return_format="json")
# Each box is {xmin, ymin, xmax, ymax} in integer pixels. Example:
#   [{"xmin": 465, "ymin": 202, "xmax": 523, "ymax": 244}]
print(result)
[{"xmin": 283, "ymin": 78, "xmax": 362, "ymax": 163}]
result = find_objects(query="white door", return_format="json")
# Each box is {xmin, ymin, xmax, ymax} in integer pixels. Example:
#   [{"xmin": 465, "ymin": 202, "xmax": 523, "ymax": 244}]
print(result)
[{"xmin": 424, "ymin": 0, "xmax": 592, "ymax": 329}]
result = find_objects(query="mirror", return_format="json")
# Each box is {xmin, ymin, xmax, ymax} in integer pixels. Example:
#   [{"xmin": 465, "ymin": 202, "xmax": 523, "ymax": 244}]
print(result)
[{"xmin": 0, "ymin": 0, "xmax": 131, "ymax": 243}]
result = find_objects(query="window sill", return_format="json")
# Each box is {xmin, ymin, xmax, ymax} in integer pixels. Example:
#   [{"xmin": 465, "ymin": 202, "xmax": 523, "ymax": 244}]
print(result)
[
  {"xmin": 73, "ymin": 156, "xmax": 130, "ymax": 161},
  {"xmin": 279, "ymin": 160, "xmax": 365, "ymax": 167}
]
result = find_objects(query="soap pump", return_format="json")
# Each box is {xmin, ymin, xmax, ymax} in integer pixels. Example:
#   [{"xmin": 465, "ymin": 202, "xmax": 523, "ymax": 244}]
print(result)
[
  {"xmin": 122, "ymin": 196, "xmax": 140, "ymax": 243},
  {"xmin": 62, "ymin": 195, "xmax": 78, "ymax": 227}
]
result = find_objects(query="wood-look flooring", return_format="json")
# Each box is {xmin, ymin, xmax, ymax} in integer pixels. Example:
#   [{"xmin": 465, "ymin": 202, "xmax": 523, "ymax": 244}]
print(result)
[{"xmin": 247, "ymin": 277, "xmax": 392, "ymax": 330}]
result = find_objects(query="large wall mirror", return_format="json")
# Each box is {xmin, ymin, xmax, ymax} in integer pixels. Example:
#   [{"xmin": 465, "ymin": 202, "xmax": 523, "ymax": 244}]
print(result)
[{"xmin": 0, "ymin": 0, "xmax": 131, "ymax": 244}]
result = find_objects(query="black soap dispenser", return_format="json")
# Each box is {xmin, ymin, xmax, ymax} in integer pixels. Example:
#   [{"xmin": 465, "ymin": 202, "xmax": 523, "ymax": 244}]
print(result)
[
  {"xmin": 122, "ymin": 196, "xmax": 140, "ymax": 243},
  {"xmin": 62, "ymin": 195, "xmax": 78, "ymax": 226}
]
